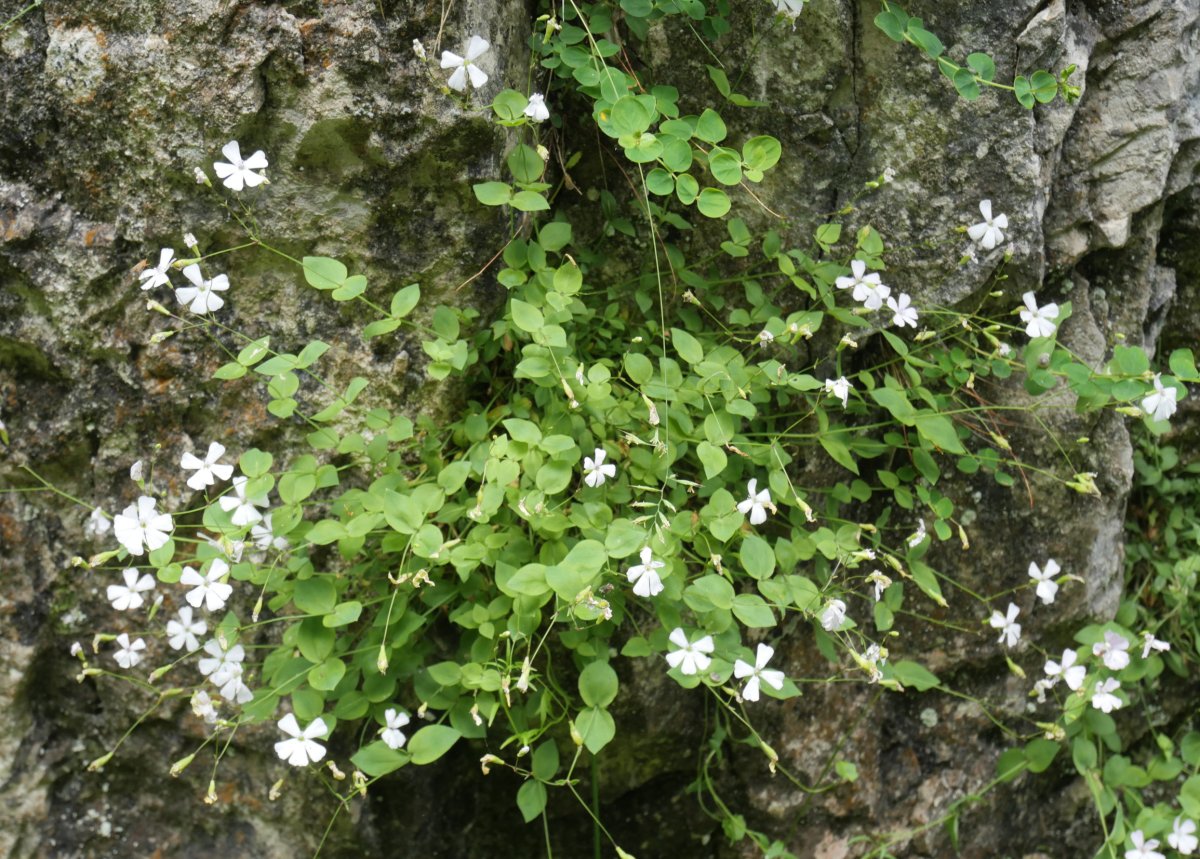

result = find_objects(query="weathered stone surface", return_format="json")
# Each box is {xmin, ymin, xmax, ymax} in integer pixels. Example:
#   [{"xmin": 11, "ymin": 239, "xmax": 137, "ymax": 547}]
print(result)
[{"xmin": 1, "ymin": 1, "xmax": 1198, "ymax": 857}]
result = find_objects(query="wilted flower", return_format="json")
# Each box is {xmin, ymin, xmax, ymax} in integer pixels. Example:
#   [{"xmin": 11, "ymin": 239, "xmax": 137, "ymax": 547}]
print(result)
[
  {"xmin": 820, "ymin": 599, "xmax": 847, "ymax": 632},
  {"xmin": 771, "ymin": 0, "xmax": 804, "ymax": 17},
  {"xmin": 824, "ymin": 376, "xmax": 852, "ymax": 408},
  {"xmin": 1141, "ymin": 631, "xmax": 1170, "ymax": 659},
  {"xmin": 524, "ymin": 93, "xmax": 550, "ymax": 122}
]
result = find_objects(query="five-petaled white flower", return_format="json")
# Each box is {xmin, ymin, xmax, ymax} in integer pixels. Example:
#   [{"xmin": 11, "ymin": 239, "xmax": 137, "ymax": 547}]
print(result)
[
  {"xmin": 113, "ymin": 495, "xmax": 173, "ymax": 556},
  {"xmin": 176, "ymin": 264, "xmax": 229, "ymax": 314},
  {"xmin": 275, "ymin": 713, "xmax": 329, "ymax": 767},
  {"xmin": 733, "ymin": 643, "xmax": 785, "ymax": 702},
  {"xmin": 1091, "ymin": 677, "xmax": 1123, "ymax": 713},
  {"xmin": 219, "ymin": 475, "xmax": 268, "ymax": 526},
  {"xmin": 381, "ymin": 707, "xmax": 411, "ymax": 750},
  {"xmin": 113, "ymin": 633, "xmax": 146, "ymax": 669},
  {"xmin": 772, "ymin": 0, "xmax": 804, "ymax": 17},
  {"xmin": 989, "ymin": 602, "xmax": 1021, "ymax": 648},
  {"xmin": 626, "ymin": 546, "xmax": 665, "ymax": 597},
  {"xmin": 181, "ymin": 559, "xmax": 234, "ymax": 612},
  {"xmin": 1140, "ymin": 631, "xmax": 1170, "ymax": 659},
  {"xmin": 737, "ymin": 478, "xmax": 773, "ymax": 525},
  {"xmin": 665, "ymin": 628, "xmax": 714, "ymax": 676},
  {"xmin": 887, "ymin": 293, "xmax": 919, "ymax": 328},
  {"xmin": 1019, "ymin": 291, "xmax": 1059, "ymax": 339},
  {"xmin": 213, "ymin": 141, "xmax": 268, "ymax": 192},
  {"xmin": 107, "ymin": 567, "xmax": 156, "ymax": 611},
  {"xmin": 1169, "ymin": 817, "xmax": 1198, "ymax": 855},
  {"xmin": 166, "ymin": 606, "xmax": 207, "ymax": 652},
  {"xmin": 1044, "ymin": 648, "xmax": 1086, "ymax": 691},
  {"xmin": 1028, "ymin": 559, "xmax": 1060, "ymax": 605},
  {"xmin": 181, "ymin": 441, "xmax": 234, "ymax": 491},
  {"xmin": 835, "ymin": 259, "xmax": 890, "ymax": 310},
  {"xmin": 198, "ymin": 638, "xmax": 245, "ymax": 686},
  {"xmin": 251, "ymin": 513, "xmax": 290, "ymax": 553},
  {"xmin": 1141, "ymin": 374, "xmax": 1178, "ymax": 423},
  {"xmin": 583, "ymin": 447, "xmax": 617, "ymax": 488},
  {"xmin": 1092, "ymin": 630, "xmax": 1131, "ymax": 671},
  {"xmin": 440, "ymin": 36, "xmax": 489, "ymax": 92},
  {"xmin": 524, "ymin": 93, "xmax": 550, "ymax": 122},
  {"xmin": 967, "ymin": 199, "xmax": 1008, "ymax": 250},
  {"xmin": 1125, "ymin": 830, "xmax": 1165, "ymax": 859},
  {"xmin": 85, "ymin": 507, "xmax": 111, "ymax": 538},
  {"xmin": 139, "ymin": 248, "xmax": 175, "ymax": 290},
  {"xmin": 217, "ymin": 670, "xmax": 253, "ymax": 704},
  {"xmin": 824, "ymin": 376, "xmax": 852, "ymax": 408},
  {"xmin": 820, "ymin": 599, "xmax": 847, "ymax": 632}
]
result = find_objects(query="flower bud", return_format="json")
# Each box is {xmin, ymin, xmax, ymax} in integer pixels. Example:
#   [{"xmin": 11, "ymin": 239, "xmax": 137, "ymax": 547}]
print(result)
[
  {"xmin": 170, "ymin": 753, "xmax": 196, "ymax": 777},
  {"xmin": 87, "ymin": 752, "xmax": 114, "ymax": 772},
  {"xmin": 269, "ymin": 778, "xmax": 285, "ymax": 801}
]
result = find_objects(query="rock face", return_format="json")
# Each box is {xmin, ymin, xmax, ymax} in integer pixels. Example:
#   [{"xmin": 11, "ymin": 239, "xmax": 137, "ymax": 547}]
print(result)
[{"xmin": 1, "ymin": 1, "xmax": 1197, "ymax": 857}]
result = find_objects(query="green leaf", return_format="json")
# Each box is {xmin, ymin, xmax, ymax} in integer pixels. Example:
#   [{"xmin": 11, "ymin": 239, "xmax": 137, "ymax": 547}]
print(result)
[
  {"xmin": 696, "ymin": 187, "xmax": 731, "ymax": 218},
  {"xmin": 1014, "ymin": 75, "xmax": 1035, "ymax": 109},
  {"xmin": 609, "ymin": 95, "xmax": 653, "ymax": 136},
  {"xmin": 510, "ymin": 299, "xmax": 545, "ymax": 333},
  {"xmin": 332, "ymin": 274, "xmax": 366, "ymax": 301},
  {"xmin": 966, "ymin": 52, "xmax": 995, "ymax": 81},
  {"xmin": 350, "ymin": 741, "xmax": 409, "ymax": 777},
  {"xmin": 212, "ymin": 361, "xmax": 247, "ymax": 380},
  {"xmin": 1025, "ymin": 738, "xmax": 1060, "ymax": 773},
  {"xmin": 507, "ymin": 144, "xmax": 544, "ymax": 184},
  {"xmin": 874, "ymin": 10, "xmax": 906, "ymax": 41},
  {"xmin": 575, "ymin": 707, "xmax": 616, "ymax": 754},
  {"xmin": 295, "ymin": 341, "xmax": 330, "ymax": 369},
  {"xmin": 694, "ymin": 108, "xmax": 727, "ymax": 144},
  {"xmin": 390, "ymin": 283, "xmax": 420, "ymax": 318},
  {"xmin": 294, "ymin": 577, "xmax": 337, "ymax": 614},
  {"xmin": 914, "ymin": 413, "xmax": 965, "ymax": 453},
  {"xmin": 819, "ymin": 432, "xmax": 859, "ymax": 475},
  {"xmin": 237, "ymin": 336, "xmax": 271, "ymax": 365},
  {"xmin": 907, "ymin": 23, "xmax": 944, "ymax": 58},
  {"xmin": 739, "ymin": 535, "xmax": 775, "ymax": 580},
  {"xmin": 1030, "ymin": 70, "xmax": 1058, "ymax": 103},
  {"xmin": 891, "ymin": 660, "xmax": 940, "ymax": 691},
  {"xmin": 538, "ymin": 221, "xmax": 572, "ymax": 252},
  {"xmin": 624, "ymin": 353, "xmax": 653, "ymax": 385},
  {"xmin": 510, "ymin": 191, "xmax": 550, "ymax": 212},
  {"xmin": 302, "ymin": 256, "xmax": 347, "ymax": 290},
  {"xmin": 696, "ymin": 440, "xmax": 727, "ymax": 479},
  {"xmin": 645, "ymin": 167, "xmax": 675, "ymax": 196},
  {"xmin": 517, "ymin": 780, "xmax": 547, "ymax": 823},
  {"xmin": 732, "ymin": 593, "xmax": 776, "ymax": 627},
  {"xmin": 670, "ymin": 327, "xmax": 704, "ymax": 364},
  {"xmin": 684, "ymin": 574, "xmax": 735, "ymax": 612},
  {"xmin": 741, "ymin": 135, "xmax": 781, "ymax": 172},
  {"xmin": 473, "ymin": 182, "xmax": 513, "ymax": 206},
  {"xmin": 952, "ymin": 69, "xmax": 981, "ymax": 100},
  {"xmin": 675, "ymin": 173, "xmax": 699, "ymax": 205},
  {"xmin": 909, "ymin": 560, "xmax": 947, "ymax": 607},
  {"xmin": 578, "ymin": 661, "xmax": 619, "ymax": 708},
  {"xmin": 308, "ymin": 656, "xmax": 346, "ymax": 691},
  {"xmin": 532, "ymin": 741, "xmax": 559, "ymax": 780},
  {"xmin": 407, "ymin": 725, "xmax": 462, "ymax": 765},
  {"xmin": 870, "ymin": 387, "xmax": 916, "ymax": 424},
  {"xmin": 239, "ymin": 448, "xmax": 273, "ymax": 477},
  {"xmin": 492, "ymin": 89, "xmax": 529, "ymax": 122},
  {"xmin": 322, "ymin": 601, "xmax": 363, "ymax": 628},
  {"xmin": 708, "ymin": 147, "xmax": 743, "ymax": 185}
]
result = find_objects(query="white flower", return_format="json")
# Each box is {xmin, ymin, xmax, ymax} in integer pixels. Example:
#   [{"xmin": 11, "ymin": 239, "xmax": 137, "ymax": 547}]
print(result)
[
  {"xmin": 1140, "ymin": 631, "xmax": 1170, "ymax": 659},
  {"xmin": 166, "ymin": 606, "xmax": 207, "ymax": 652},
  {"xmin": 820, "ymin": 599, "xmax": 847, "ymax": 631},
  {"xmin": 1031, "ymin": 678, "xmax": 1054, "ymax": 702},
  {"xmin": 1169, "ymin": 817, "xmax": 1198, "ymax": 855},
  {"xmin": 217, "ymin": 669, "xmax": 253, "ymax": 704},
  {"xmin": 834, "ymin": 259, "xmax": 890, "ymax": 310},
  {"xmin": 113, "ymin": 495, "xmax": 173, "ymax": 556},
  {"xmin": 1092, "ymin": 630, "xmax": 1131, "ymax": 671},
  {"xmin": 771, "ymin": 0, "xmax": 804, "ymax": 16},
  {"xmin": 84, "ymin": 507, "xmax": 111, "ymax": 538},
  {"xmin": 198, "ymin": 638, "xmax": 245, "ymax": 686},
  {"xmin": 1019, "ymin": 291, "xmax": 1059, "ymax": 339},
  {"xmin": 524, "ymin": 92, "xmax": 550, "ymax": 122},
  {"xmin": 275, "ymin": 713, "xmax": 328, "ymax": 767},
  {"xmin": 998, "ymin": 342, "xmax": 1013, "ymax": 357},
  {"xmin": 583, "ymin": 447, "xmax": 617, "ymax": 488},
  {"xmin": 180, "ymin": 559, "xmax": 234, "ymax": 612},
  {"xmin": 665, "ymin": 628, "xmax": 714, "ymax": 676},
  {"xmin": 907, "ymin": 520, "xmax": 927, "ymax": 548},
  {"xmin": 412, "ymin": 38, "xmax": 427, "ymax": 60},
  {"xmin": 886, "ymin": 293, "xmax": 919, "ymax": 328},
  {"xmin": 381, "ymin": 708, "xmax": 411, "ymax": 750},
  {"xmin": 733, "ymin": 643, "xmax": 785, "ymax": 702},
  {"xmin": 626, "ymin": 546, "xmax": 665, "ymax": 597},
  {"xmin": 193, "ymin": 167, "xmax": 208, "ymax": 185},
  {"xmin": 113, "ymin": 633, "xmax": 146, "ymax": 669},
  {"xmin": 988, "ymin": 602, "xmax": 1021, "ymax": 648},
  {"xmin": 824, "ymin": 376, "xmax": 852, "ymax": 408},
  {"xmin": 129, "ymin": 460, "xmax": 145, "ymax": 481},
  {"xmin": 1125, "ymin": 830, "xmax": 1165, "ymax": 859},
  {"xmin": 218, "ymin": 475, "xmax": 268, "ymax": 526},
  {"xmin": 1028, "ymin": 559, "xmax": 1060, "ymax": 605},
  {"xmin": 1141, "ymin": 374, "xmax": 1178, "ymax": 423},
  {"xmin": 176, "ymin": 264, "xmax": 229, "ymax": 314},
  {"xmin": 1091, "ymin": 677, "xmax": 1123, "ymax": 713},
  {"xmin": 440, "ymin": 36, "xmax": 489, "ymax": 92},
  {"xmin": 139, "ymin": 248, "xmax": 175, "ymax": 290},
  {"xmin": 107, "ymin": 567, "xmax": 156, "ymax": 611},
  {"xmin": 867, "ymin": 570, "xmax": 892, "ymax": 602},
  {"xmin": 737, "ymin": 478, "xmax": 772, "ymax": 525},
  {"xmin": 251, "ymin": 513, "xmax": 290, "ymax": 553},
  {"xmin": 191, "ymin": 690, "xmax": 219, "ymax": 724},
  {"xmin": 181, "ymin": 441, "xmax": 234, "ymax": 491},
  {"xmin": 757, "ymin": 328, "xmax": 774, "ymax": 347},
  {"xmin": 1044, "ymin": 648, "xmax": 1086, "ymax": 691},
  {"xmin": 70, "ymin": 641, "xmax": 84, "ymax": 657},
  {"xmin": 967, "ymin": 199, "xmax": 1008, "ymax": 250},
  {"xmin": 183, "ymin": 232, "xmax": 198, "ymax": 250},
  {"xmin": 212, "ymin": 141, "xmax": 268, "ymax": 192}
]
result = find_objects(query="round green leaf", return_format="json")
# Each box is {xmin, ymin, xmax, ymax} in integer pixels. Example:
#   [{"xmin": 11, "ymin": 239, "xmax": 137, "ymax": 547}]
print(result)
[
  {"xmin": 696, "ymin": 187, "xmax": 731, "ymax": 218},
  {"xmin": 578, "ymin": 660, "xmax": 619, "ymax": 708},
  {"xmin": 407, "ymin": 725, "xmax": 462, "ymax": 765}
]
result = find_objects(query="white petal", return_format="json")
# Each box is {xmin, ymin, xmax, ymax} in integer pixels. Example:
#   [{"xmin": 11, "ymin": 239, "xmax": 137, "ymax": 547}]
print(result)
[
  {"xmin": 979, "ymin": 199, "xmax": 993, "ymax": 220},
  {"xmin": 466, "ymin": 64, "xmax": 489, "ymax": 90},
  {"xmin": 465, "ymin": 35, "xmax": 490, "ymax": 61},
  {"xmin": 446, "ymin": 65, "xmax": 468, "ymax": 92},
  {"xmin": 243, "ymin": 150, "xmax": 268, "ymax": 170},
  {"xmin": 221, "ymin": 141, "xmax": 243, "ymax": 164}
]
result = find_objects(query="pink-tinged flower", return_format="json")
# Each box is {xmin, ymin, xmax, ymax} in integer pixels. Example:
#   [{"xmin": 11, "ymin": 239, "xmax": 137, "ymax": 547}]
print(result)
[{"xmin": 1125, "ymin": 830, "xmax": 1165, "ymax": 859}]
